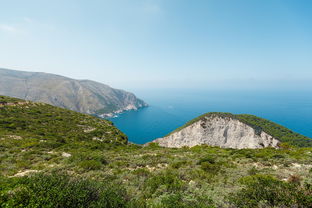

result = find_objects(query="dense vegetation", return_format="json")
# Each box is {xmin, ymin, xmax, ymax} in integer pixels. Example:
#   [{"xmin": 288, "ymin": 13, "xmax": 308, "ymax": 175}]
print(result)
[
  {"xmin": 0, "ymin": 173, "xmax": 129, "ymax": 208},
  {"xmin": 0, "ymin": 95, "xmax": 127, "ymax": 145},
  {"xmin": 168, "ymin": 112, "xmax": 312, "ymax": 147},
  {"xmin": 1, "ymin": 144, "xmax": 312, "ymax": 207},
  {"xmin": 0, "ymin": 95, "xmax": 127, "ymax": 176},
  {"xmin": 0, "ymin": 96, "xmax": 311, "ymax": 207},
  {"xmin": 0, "ymin": 96, "xmax": 26, "ymax": 103}
]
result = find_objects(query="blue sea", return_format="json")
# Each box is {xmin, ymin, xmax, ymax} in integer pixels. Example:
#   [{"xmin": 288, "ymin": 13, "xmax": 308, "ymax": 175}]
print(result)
[{"xmin": 109, "ymin": 89, "xmax": 312, "ymax": 144}]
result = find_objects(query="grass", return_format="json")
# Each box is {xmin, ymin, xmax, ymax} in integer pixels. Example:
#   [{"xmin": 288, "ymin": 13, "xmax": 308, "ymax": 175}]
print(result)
[
  {"xmin": 1, "ymin": 142, "xmax": 312, "ymax": 207},
  {"xmin": 0, "ymin": 96, "xmax": 312, "ymax": 207},
  {"xmin": 0, "ymin": 96, "xmax": 24, "ymax": 103}
]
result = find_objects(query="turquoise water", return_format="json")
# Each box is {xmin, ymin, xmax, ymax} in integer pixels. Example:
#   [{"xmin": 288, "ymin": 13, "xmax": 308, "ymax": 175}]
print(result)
[{"xmin": 109, "ymin": 90, "xmax": 312, "ymax": 144}]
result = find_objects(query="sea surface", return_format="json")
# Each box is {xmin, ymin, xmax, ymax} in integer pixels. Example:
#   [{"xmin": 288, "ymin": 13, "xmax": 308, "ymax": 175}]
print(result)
[{"xmin": 109, "ymin": 89, "xmax": 312, "ymax": 144}]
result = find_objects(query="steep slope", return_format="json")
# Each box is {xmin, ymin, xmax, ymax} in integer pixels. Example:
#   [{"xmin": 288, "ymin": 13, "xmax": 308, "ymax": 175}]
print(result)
[
  {"xmin": 0, "ymin": 95, "xmax": 127, "ymax": 148},
  {"xmin": 0, "ymin": 68, "xmax": 147, "ymax": 117},
  {"xmin": 152, "ymin": 113, "xmax": 312, "ymax": 149}
]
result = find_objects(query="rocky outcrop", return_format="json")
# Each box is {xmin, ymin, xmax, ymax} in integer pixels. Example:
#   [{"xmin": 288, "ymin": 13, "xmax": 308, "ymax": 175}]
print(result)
[
  {"xmin": 152, "ymin": 115, "xmax": 280, "ymax": 149},
  {"xmin": 0, "ymin": 101, "xmax": 30, "ymax": 107},
  {"xmin": 0, "ymin": 68, "xmax": 147, "ymax": 117}
]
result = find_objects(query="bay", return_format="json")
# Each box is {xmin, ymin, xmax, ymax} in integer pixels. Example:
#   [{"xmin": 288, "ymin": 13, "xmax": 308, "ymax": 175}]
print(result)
[{"xmin": 109, "ymin": 89, "xmax": 312, "ymax": 144}]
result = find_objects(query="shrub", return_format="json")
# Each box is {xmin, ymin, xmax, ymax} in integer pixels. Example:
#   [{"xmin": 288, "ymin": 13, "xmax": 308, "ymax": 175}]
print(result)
[
  {"xmin": 247, "ymin": 167, "xmax": 258, "ymax": 175},
  {"xmin": 0, "ymin": 173, "xmax": 129, "ymax": 208},
  {"xmin": 200, "ymin": 162, "xmax": 220, "ymax": 173},
  {"xmin": 145, "ymin": 142, "xmax": 161, "ymax": 149},
  {"xmin": 144, "ymin": 171, "xmax": 185, "ymax": 198},
  {"xmin": 197, "ymin": 156, "xmax": 216, "ymax": 165},
  {"xmin": 160, "ymin": 192, "xmax": 215, "ymax": 208},
  {"xmin": 78, "ymin": 160, "xmax": 102, "ymax": 170},
  {"xmin": 170, "ymin": 161, "xmax": 188, "ymax": 169},
  {"xmin": 197, "ymin": 156, "xmax": 224, "ymax": 175},
  {"xmin": 133, "ymin": 168, "xmax": 150, "ymax": 177},
  {"xmin": 287, "ymin": 174, "xmax": 301, "ymax": 185},
  {"xmin": 271, "ymin": 154, "xmax": 285, "ymax": 159},
  {"xmin": 69, "ymin": 150, "xmax": 108, "ymax": 171},
  {"xmin": 230, "ymin": 174, "xmax": 312, "ymax": 208}
]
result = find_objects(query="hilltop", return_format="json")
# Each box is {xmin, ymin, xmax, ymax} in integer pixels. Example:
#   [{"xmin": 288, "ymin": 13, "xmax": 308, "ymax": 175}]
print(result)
[
  {"xmin": 153, "ymin": 112, "xmax": 312, "ymax": 149},
  {"xmin": 0, "ymin": 68, "xmax": 147, "ymax": 117}
]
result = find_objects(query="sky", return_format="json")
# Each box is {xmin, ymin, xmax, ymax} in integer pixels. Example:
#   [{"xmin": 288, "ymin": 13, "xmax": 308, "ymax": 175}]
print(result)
[{"xmin": 0, "ymin": 0, "xmax": 312, "ymax": 91}]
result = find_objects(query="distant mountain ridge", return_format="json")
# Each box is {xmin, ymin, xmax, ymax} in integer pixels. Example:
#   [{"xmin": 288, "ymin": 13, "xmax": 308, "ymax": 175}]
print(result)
[
  {"xmin": 0, "ymin": 68, "xmax": 147, "ymax": 117},
  {"xmin": 152, "ymin": 112, "xmax": 312, "ymax": 149}
]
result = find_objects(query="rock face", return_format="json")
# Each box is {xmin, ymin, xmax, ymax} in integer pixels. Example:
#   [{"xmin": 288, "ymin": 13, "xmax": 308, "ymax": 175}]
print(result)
[
  {"xmin": 153, "ymin": 115, "xmax": 280, "ymax": 149},
  {"xmin": 0, "ymin": 68, "xmax": 147, "ymax": 117}
]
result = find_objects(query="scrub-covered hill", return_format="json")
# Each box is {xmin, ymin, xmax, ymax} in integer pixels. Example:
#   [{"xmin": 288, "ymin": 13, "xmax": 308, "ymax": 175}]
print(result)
[
  {"xmin": 0, "ymin": 97, "xmax": 311, "ymax": 208},
  {"xmin": 153, "ymin": 113, "xmax": 312, "ymax": 149},
  {"xmin": 0, "ymin": 95, "xmax": 127, "ymax": 175}
]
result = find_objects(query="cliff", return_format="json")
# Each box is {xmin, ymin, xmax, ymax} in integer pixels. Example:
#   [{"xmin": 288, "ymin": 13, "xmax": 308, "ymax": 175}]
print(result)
[
  {"xmin": 152, "ymin": 113, "xmax": 312, "ymax": 149},
  {"xmin": 0, "ymin": 68, "xmax": 147, "ymax": 117}
]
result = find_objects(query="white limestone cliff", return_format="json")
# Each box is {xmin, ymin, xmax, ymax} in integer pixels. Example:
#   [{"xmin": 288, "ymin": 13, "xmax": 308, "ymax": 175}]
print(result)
[{"xmin": 153, "ymin": 116, "xmax": 280, "ymax": 149}]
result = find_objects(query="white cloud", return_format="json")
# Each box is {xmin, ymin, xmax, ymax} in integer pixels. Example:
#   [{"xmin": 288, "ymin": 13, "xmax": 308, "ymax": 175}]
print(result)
[{"xmin": 0, "ymin": 24, "xmax": 19, "ymax": 33}]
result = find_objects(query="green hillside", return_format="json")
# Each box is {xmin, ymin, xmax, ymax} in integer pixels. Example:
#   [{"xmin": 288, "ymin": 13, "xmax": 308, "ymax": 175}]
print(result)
[
  {"xmin": 168, "ymin": 112, "xmax": 312, "ymax": 147},
  {"xmin": 0, "ymin": 96, "xmax": 311, "ymax": 208},
  {"xmin": 0, "ymin": 95, "xmax": 127, "ymax": 175},
  {"xmin": 0, "ymin": 95, "xmax": 127, "ymax": 145}
]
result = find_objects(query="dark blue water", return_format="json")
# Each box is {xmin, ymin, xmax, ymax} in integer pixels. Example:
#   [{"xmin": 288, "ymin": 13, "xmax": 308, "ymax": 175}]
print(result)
[{"xmin": 109, "ymin": 90, "xmax": 312, "ymax": 144}]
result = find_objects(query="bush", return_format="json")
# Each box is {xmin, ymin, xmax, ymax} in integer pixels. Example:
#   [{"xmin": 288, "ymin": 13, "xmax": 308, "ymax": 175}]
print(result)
[
  {"xmin": 230, "ymin": 174, "xmax": 312, "ymax": 208},
  {"xmin": 0, "ymin": 173, "xmax": 129, "ymax": 208},
  {"xmin": 160, "ymin": 192, "xmax": 215, "ymax": 208},
  {"xmin": 144, "ymin": 171, "xmax": 185, "ymax": 198},
  {"xmin": 78, "ymin": 160, "xmax": 102, "ymax": 170},
  {"xmin": 271, "ymin": 154, "xmax": 285, "ymax": 159},
  {"xmin": 170, "ymin": 161, "xmax": 188, "ymax": 169},
  {"xmin": 69, "ymin": 151, "xmax": 108, "ymax": 171},
  {"xmin": 133, "ymin": 168, "xmax": 150, "ymax": 177},
  {"xmin": 197, "ymin": 156, "xmax": 216, "ymax": 165},
  {"xmin": 197, "ymin": 156, "xmax": 224, "ymax": 175},
  {"xmin": 247, "ymin": 167, "xmax": 258, "ymax": 175}
]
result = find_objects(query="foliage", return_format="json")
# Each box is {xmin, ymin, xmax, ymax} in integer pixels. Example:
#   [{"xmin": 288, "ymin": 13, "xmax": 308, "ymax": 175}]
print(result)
[
  {"xmin": 0, "ymin": 95, "xmax": 127, "ymax": 147},
  {"xmin": 237, "ymin": 114, "xmax": 312, "ymax": 147},
  {"xmin": 1, "ymin": 95, "xmax": 312, "ymax": 207},
  {"xmin": 144, "ymin": 171, "xmax": 185, "ymax": 198},
  {"xmin": 0, "ymin": 173, "xmax": 129, "ymax": 208},
  {"xmin": 159, "ymin": 192, "xmax": 215, "ymax": 208},
  {"xmin": 230, "ymin": 174, "xmax": 312, "ymax": 208},
  {"xmin": 0, "ymin": 96, "xmax": 24, "ymax": 103}
]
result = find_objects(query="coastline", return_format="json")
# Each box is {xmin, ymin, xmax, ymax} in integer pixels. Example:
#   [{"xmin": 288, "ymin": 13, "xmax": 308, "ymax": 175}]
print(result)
[{"xmin": 96, "ymin": 104, "xmax": 148, "ymax": 119}]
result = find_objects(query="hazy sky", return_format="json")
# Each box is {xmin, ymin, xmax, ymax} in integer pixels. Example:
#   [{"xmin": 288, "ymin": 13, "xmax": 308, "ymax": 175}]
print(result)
[{"xmin": 1, "ymin": 0, "xmax": 311, "ymax": 90}]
